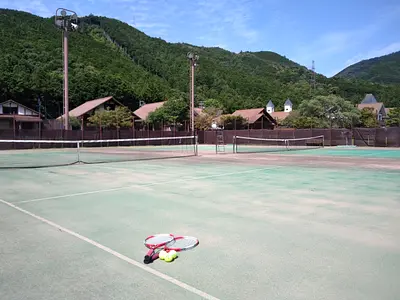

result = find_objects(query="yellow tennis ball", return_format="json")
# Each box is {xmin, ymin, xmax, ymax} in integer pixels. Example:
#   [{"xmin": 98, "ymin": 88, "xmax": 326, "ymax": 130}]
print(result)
[
  {"xmin": 159, "ymin": 250, "xmax": 167, "ymax": 260},
  {"xmin": 169, "ymin": 250, "xmax": 177, "ymax": 259},
  {"xmin": 164, "ymin": 252, "xmax": 174, "ymax": 262}
]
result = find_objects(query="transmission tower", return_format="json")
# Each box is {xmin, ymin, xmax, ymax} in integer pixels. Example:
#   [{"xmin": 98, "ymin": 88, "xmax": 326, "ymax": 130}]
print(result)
[{"xmin": 310, "ymin": 60, "xmax": 316, "ymax": 94}]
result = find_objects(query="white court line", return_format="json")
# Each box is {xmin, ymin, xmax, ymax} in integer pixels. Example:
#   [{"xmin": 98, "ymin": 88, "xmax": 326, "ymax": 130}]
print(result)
[
  {"xmin": 0, "ymin": 198, "xmax": 220, "ymax": 300},
  {"xmin": 16, "ymin": 166, "xmax": 282, "ymax": 204}
]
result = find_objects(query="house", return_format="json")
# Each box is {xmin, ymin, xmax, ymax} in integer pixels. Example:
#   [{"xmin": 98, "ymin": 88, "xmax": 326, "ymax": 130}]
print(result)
[
  {"xmin": 133, "ymin": 101, "xmax": 166, "ymax": 124},
  {"xmin": 133, "ymin": 101, "xmax": 203, "ymax": 130},
  {"xmin": 358, "ymin": 102, "xmax": 387, "ymax": 122},
  {"xmin": 357, "ymin": 94, "xmax": 387, "ymax": 123},
  {"xmin": 267, "ymin": 100, "xmax": 292, "ymax": 124},
  {"xmin": 232, "ymin": 108, "xmax": 276, "ymax": 129},
  {"xmin": 266, "ymin": 100, "xmax": 274, "ymax": 113},
  {"xmin": 57, "ymin": 96, "xmax": 125, "ymax": 128},
  {"xmin": 284, "ymin": 99, "xmax": 293, "ymax": 112},
  {"xmin": 360, "ymin": 93, "xmax": 378, "ymax": 104},
  {"xmin": 0, "ymin": 100, "xmax": 42, "ymax": 130}
]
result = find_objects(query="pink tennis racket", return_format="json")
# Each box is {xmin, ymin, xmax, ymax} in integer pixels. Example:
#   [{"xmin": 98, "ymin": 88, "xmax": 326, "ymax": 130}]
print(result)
[{"xmin": 143, "ymin": 234, "xmax": 199, "ymax": 264}]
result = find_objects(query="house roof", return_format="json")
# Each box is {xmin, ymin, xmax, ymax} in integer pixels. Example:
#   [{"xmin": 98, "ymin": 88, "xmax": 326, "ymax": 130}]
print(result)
[
  {"xmin": 194, "ymin": 107, "xmax": 203, "ymax": 116},
  {"xmin": 0, "ymin": 100, "xmax": 40, "ymax": 116},
  {"xmin": 232, "ymin": 108, "xmax": 276, "ymax": 124},
  {"xmin": 357, "ymin": 103, "xmax": 385, "ymax": 114},
  {"xmin": 70, "ymin": 96, "xmax": 115, "ymax": 118},
  {"xmin": 266, "ymin": 100, "xmax": 274, "ymax": 107},
  {"xmin": 361, "ymin": 94, "xmax": 377, "ymax": 104},
  {"xmin": 284, "ymin": 99, "xmax": 292, "ymax": 106},
  {"xmin": 133, "ymin": 101, "xmax": 165, "ymax": 120},
  {"xmin": 133, "ymin": 101, "xmax": 204, "ymax": 121},
  {"xmin": 58, "ymin": 96, "xmax": 123, "ymax": 119},
  {"xmin": 271, "ymin": 111, "xmax": 290, "ymax": 121}
]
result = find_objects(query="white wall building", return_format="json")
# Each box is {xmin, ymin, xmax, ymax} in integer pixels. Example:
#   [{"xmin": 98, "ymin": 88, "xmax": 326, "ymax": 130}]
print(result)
[{"xmin": 266, "ymin": 100, "xmax": 274, "ymax": 113}]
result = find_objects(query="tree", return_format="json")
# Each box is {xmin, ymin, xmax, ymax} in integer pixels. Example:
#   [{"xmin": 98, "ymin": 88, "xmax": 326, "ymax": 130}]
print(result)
[
  {"xmin": 281, "ymin": 111, "xmax": 321, "ymax": 128},
  {"xmin": 204, "ymin": 98, "xmax": 224, "ymax": 110},
  {"xmin": 87, "ymin": 106, "xmax": 132, "ymax": 128},
  {"xmin": 359, "ymin": 107, "xmax": 379, "ymax": 128},
  {"xmin": 69, "ymin": 116, "xmax": 82, "ymax": 129},
  {"xmin": 219, "ymin": 115, "xmax": 247, "ymax": 129},
  {"xmin": 386, "ymin": 107, "xmax": 400, "ymax": 127},
  {"xmin": 2, "ymin": 9, "xmax": 400, "ymax": 122},
  {"xmin": 111, "ymin": 106, "xmax": 134, "ymax": 128},
  {"xmin": 298, "ymin": 94, "xmax": 360, "ymax": 128},
  {"xmin": 147, "ymin": 97, "xmax": 189, "ymax": 125},
  {"xmin": 194, "ymin": 107, "xmax": 221, "ymax": 130}
]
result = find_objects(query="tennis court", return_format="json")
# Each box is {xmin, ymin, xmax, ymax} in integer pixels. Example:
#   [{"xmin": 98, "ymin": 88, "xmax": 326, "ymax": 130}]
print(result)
[{"xmin": 1, "ymin": 137, "xmax": 400, "ymax": 300}]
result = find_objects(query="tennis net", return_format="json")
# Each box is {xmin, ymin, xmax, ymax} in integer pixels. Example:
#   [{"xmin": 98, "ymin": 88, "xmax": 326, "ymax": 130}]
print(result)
[
  {"xmin": 0, "ymin": 135, "xmax": 197, "ymax": 169},
  {"xmin": 233, "ymin": 135, "xmax": 324, "ymax": 153}
]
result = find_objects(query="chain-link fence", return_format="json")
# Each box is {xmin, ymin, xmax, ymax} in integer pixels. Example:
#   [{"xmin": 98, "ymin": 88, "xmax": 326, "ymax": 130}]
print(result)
[{"xmin": 199, "ymin": 128, "xmax": 400, "ymax": 147}]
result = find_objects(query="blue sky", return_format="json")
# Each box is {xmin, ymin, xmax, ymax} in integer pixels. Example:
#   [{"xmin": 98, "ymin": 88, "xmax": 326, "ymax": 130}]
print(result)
[{"xmin": 1, "ymin": 0, "xmax": 400, "ymax": 77}]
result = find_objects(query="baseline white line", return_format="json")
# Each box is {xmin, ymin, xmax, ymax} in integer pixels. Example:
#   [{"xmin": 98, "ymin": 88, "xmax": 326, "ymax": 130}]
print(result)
[
  {"xmin": 0, "ymin": 198, "xmax": 220, "ymax": 300},
  {"xmin": 16, "ymin": 166, "xmax": 282, "ymax": 204}
]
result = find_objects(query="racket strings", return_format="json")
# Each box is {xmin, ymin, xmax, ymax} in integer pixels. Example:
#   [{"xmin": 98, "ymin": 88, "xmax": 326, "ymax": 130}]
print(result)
[
  {"xmin": 169, "ymin": 237, "xmax": 198, "ymax": 249},
  {"xmin": 145, "ymin": 235, "xmax": 173, "ymax": 246}
]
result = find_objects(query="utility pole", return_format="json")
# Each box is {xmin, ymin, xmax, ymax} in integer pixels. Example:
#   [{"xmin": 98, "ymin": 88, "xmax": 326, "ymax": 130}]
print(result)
[
  {"xmin": 310, "ymin": 60, "xmax": 316, "ymax": 95},
  {"xmin": 187, "ymin": 52, "xmax": 199, "ymax": 135},
  {"xmin": 55, "ymin": 8, "xmax": 79, "ymax": 131}
]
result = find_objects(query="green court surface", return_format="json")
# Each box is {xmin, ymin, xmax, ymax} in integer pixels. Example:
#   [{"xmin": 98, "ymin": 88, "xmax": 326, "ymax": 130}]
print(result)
[
  {"xmin": 202, "ymin": 144, "xmax": 400, "ymax": 159},
  {"xmin": 1, "ymin": 151, "xmax": 400, "ymax": 300}
]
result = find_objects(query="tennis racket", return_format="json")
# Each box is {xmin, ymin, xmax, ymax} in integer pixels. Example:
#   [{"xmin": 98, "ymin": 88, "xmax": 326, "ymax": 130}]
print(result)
[
  {"xmin": 143, "ymin": 233, "xmax": 175, "ymax": 264},
  {"xmin": 143, "ymin": 234, "xmax": 199, "ymax": 264}
]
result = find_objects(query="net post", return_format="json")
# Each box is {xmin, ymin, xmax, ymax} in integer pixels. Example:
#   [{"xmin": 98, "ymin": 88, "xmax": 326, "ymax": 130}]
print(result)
[
  {"xmin": 195, "ymin": 135, "xmax": 198, "ymax": 156},
  {"xmin": 77, "ymin": 141, "xmax": 81, "ymax": 163},
  {"xmin": 233, "ymin": 136, "xmax": 236, "ymax": 153},
  {"xmin": 322, "ymin": 135, "xmax": 325, "ymax": 148},
  {"xmin": 215, "ymin": 130, "xmax": 217, "ymax": 154}
]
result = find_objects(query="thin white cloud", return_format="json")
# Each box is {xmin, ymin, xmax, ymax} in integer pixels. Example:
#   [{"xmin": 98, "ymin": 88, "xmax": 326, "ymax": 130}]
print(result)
[
  {"xmin": 196, "ymin": 0, "xmax": 260, "ymax": 45},
  {"xmin": 293, "ymin": 23, "xmax": 380, "ymax": 65},
  {"xmin": 291, "ymin": 3, "xmax": 400, "ymax": 76},
  {"xmin": 127, "ymin": 0, "xmax": 182, "ymax": 38}
]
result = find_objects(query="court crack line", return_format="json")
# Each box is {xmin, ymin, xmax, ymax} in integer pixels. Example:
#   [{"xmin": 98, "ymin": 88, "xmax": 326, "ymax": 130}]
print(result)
[{"xmin": 0, "ymin": 198, "xmax": 221, "ymax": 300}]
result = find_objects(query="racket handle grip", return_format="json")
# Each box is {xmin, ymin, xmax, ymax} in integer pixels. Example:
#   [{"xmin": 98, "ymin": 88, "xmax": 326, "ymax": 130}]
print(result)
[{"xmin": 143, "ymin": 255, "xmax": 152, "ymax": 264}]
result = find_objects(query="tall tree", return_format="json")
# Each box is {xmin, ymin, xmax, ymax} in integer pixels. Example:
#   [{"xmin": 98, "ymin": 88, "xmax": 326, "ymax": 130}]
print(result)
[
  {"xmin": 298, "ymin": 95, "xmax": 361, "ymax": 128},
  {"xmin": 386, "ymin": 108, "xmax": 400, "ymax": 127},
  {"xmin": 359, "ymin": 107, "xmax": 379, "ymax": 128},
  {"xmin": 147, "ymin": 97, "xmax": 189, "ymax": 125}
]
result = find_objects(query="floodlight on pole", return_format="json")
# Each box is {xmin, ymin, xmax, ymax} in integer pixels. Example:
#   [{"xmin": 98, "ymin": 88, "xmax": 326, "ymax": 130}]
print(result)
[
  {"xmin": 55, "ymin": 8, "xmax": 78, "ymax": 131},
  {"xmin": 187, "ymin": 52, "xmax": 199, "ymax": 135}
]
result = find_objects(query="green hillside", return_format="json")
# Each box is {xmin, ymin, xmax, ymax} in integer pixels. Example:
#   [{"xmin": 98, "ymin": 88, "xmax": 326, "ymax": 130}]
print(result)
[
  {"xmin": 335, "ymin": 51, "xmax": 400, "ymax": 84},
  {"xmin": 0, "ymin": 8, "xmax": 399, "ymax": 119}
]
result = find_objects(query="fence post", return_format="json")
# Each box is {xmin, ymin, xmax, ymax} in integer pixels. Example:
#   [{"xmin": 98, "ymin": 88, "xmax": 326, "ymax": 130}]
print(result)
[{"xmin": 385, "ymin": 128, "xmax": 388, "ymax": 147}]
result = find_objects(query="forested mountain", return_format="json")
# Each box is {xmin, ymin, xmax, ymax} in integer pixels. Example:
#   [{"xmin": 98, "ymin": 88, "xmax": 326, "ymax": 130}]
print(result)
[
  {"xmin": 335, "ymin": 51, "xmax": 400, "ymax": 84},
  {"xmin": 0, "ymin": 8, "xmax": 399, "ymax": 119}
]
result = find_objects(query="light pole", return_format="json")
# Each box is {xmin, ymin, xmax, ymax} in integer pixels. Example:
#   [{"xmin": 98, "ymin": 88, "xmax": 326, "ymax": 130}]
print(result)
[
  {"xmin": 187, "ymin": 52, "xmax": 199, "ymax": 135},
  {"xmin": 55, "ymin": 8, "xmax": 78, "ymax": 130}
]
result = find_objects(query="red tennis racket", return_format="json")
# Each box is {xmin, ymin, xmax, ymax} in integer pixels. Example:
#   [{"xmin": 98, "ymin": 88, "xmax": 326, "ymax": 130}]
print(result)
[
  {"xmin": 143, "ymin": 234, "xmax": 175, "ymax": 264},
  {"xmin": 143, "ymin": 234, "xmax": 199, "ymax": 264}
]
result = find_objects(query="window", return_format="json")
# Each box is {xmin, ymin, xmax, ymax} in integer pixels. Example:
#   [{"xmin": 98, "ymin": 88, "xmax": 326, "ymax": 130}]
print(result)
[
  {"xmin": 378, "ymin": 113, "xmax": 382, "ymax": 121},
  {"xmin": 2, "ymin": 106, "xmax": 18, "ymax": 115}
]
